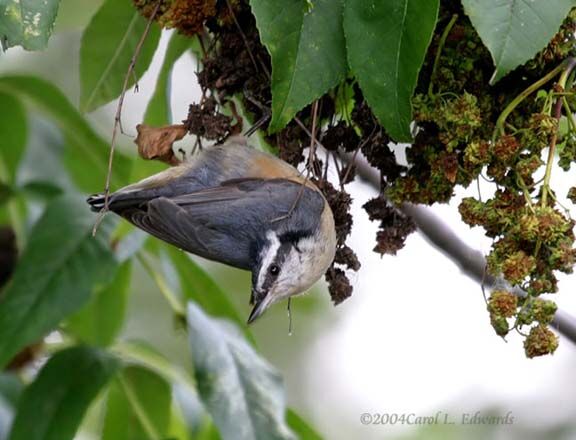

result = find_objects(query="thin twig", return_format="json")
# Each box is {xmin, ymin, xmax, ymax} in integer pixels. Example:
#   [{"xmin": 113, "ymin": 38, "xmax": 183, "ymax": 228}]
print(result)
[
  {"xmin": 340, "ymin": 146, "xmax": 359, "ymax": 186},
  {"xmin": 294, "ymin": 116, "xmax": 325, "ymax": 151},
  {"xmin": 271, "ymin": 101, "xmax": 320, "ymax": 223},
  {"xmin": 244, "ymin": 114, "xmax": 270, "ymax": 137},
  {"xmin": 307, "ymin": 101, "xmax": 320, "ymax": 176},
  {"xmin": 331, "ymin": 152, "xmax": 343, "ymax": 190},
  {"xmin": 340, "ymin": 125, "xmax": 377, "ymax": 186},
  {"xmin": 225, "ymin": 0, "xmax": 259, "ymax": 72},
  {"xmin": 92, "ymin": 0, "xmax": 162, "ymax": 236}
]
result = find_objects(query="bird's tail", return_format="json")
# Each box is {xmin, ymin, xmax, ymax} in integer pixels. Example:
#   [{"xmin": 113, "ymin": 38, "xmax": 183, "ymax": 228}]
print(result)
[
  {"xmin": 87, "ymin": 193, "xmax": 107, "ymax": 212},
  {"xmin": 87, "ymin": 189, "xmax": 159, "ymax": 213}
]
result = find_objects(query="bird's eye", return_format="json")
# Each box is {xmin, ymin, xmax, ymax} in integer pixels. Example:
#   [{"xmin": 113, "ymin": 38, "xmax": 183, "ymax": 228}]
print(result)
[{"xmin": 269, "ymin": 264, "xmax": 280, "ymax": 276}]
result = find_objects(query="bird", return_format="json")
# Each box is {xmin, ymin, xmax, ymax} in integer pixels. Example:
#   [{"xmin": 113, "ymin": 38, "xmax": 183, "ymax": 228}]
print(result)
[{"xmin": 87, "ymin": 135, "xmax": 337, "ymax": 323}]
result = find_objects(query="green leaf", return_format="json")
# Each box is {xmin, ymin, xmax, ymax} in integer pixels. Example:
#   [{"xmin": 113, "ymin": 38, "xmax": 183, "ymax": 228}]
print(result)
[
  {"xmin": 196, "ymin": 422, "xmax": 221, "ymax": 440},
  {"xmin": 461, "ymin": 0, "xmax": 575, "ymax": 84},
  {"xmin": 167, "ymin": 395, "xmax": 192, "ymax": 440},
  {"xmin": 0, "ymin": 373, "xmax": 23, "ymax": 408},
  {"xmin": 109, "ymin": 344, "xmax": 202, "ymax": 436},
  {"xmin": 334, "ymin": 80, "xmax": 356, "ymax": 125},
  {"xmin": 8, "ymin": 346, "xmax": 119, "ymax": 440},
  {"xmin": 19, "ymin": 181, "xmax": 63, "ymax": 201},
  {"xmin": 144, "ymin": 32, "xmax": 191, "ymax": 125},
  {"xmin": 286, "ymin": 410, "xmax": 322, "ymax": 440},
  {"xmin": 187, "ymin": 302, "xmax": 295, "ymax": 440},
  {"xmin": 0, "ymin": 190, "xmax": 25, "ymax": 244},
  {"xmin": 0, "ymin": 182, "xmax": 13, "ymax": 205},
  {"xmin": 166, "ymin": 247, "xmax": 253, "ymax": 343},
  {"xmin": 80, "ymin": 0, "xmax": 161, "ymax": 112},
  {"xmin": 67, "ymin": 261, "xmax": 132, "ymax": 347},
  {"xmin": 0, "ymin": 373, "xmax": 22, "ymax": 437},
  {"xmin": 344, "ymin": 0, "xmax": 439, "ymax": 141},
  {"xmin": 250, "ymin": 0, "xmax": 348, "ymax": 132},
  {"xmin": 114, "ymin": 229, "xmax": 148, "ymax": 263},
  {"xmin": 0, "ymin": 0, "xmax": 60, "ymax": 51},
  {"xmin": 112, "ymin": 341, "xmax": 196, "ymax": 392},
  {"xmin": 0, "ymin": 92, "xmax": 27, "ymax": 183},
  {"xmin": 0, "ymin": 75, "xmax": 132, "ymax": 191},
  {"xmin": 102, "ymin": 365, "xmax": 171, "ymax": 440},
  {"xmin": 0, "ymin": 195, "xmax": 117, "ymax": 368}
]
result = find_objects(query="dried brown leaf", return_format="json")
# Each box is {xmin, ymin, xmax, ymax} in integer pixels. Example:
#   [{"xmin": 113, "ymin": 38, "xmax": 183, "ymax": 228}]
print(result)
[{"xmin": 134, "ymin": 124, "xmax": 188, "ymax": 165}]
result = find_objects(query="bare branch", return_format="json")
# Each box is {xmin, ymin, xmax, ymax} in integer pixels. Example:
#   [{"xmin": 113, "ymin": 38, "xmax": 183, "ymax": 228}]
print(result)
[{"xmin": 352, "ymin": 152, "xmax": 576, "ymax": 345}]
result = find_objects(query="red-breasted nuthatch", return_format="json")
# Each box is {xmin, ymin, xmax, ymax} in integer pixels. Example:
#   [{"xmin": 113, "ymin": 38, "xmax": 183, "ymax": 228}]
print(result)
[{"xmin": 88, "ymin": 136, "xmax": 337, "ymax": 323}]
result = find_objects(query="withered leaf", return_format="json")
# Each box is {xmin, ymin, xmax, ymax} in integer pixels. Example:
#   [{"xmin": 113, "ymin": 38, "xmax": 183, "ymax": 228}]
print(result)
[
  {"xmin": 442, "ymin": 152, "xmax": 459, "ymax": 184},
  {"xmin": 134, "ymin": 124, "xmax": 188, "ymax": 165}
]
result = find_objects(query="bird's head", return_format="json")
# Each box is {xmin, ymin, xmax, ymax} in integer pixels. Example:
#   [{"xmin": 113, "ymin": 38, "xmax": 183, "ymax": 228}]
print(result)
[{"xmin": 247, "ymin": 226, "xmax": 336, "ymax": 323}]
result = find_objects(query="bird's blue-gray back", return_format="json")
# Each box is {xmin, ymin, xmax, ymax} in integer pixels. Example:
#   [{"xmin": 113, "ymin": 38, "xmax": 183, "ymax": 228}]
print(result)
[{"xmin": 122, "ymin": 178, "xmax": 324, "ymax": 271}]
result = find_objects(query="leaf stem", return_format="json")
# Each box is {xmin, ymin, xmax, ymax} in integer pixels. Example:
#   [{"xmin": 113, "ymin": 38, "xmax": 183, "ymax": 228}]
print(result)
[
  {"xmin": 112, "ymin": 342, "xmax": 196, "ymax": 391},
  {"xmin": 137, "ymin": 252, "xmax": 186, "ymax": 317},
  {"xmin": 515, "ymin": 173, "xmax": 535, "ymax": 213},
  {"xmin": 428, "ymin": 14, "xmax": 458, "ymax": 98},
  {"xmin": 562, "ymin": 97, "xmax": 576, "ymax": 132},
  {"xmin": 493, "ymin": 60, "xmax": 569, "ymax": 142},
  {"xmin": 118, "ymin": 374, "xmax": 161, "ymax": 440},
  {"xmin": 541, "ymin": 58, "xmax": 576, "ymax": 207}
]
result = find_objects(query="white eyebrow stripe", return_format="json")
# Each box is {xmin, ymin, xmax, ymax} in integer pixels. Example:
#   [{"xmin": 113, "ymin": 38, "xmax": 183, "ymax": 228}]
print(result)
[{"xmin": 257, "ymin": 231, "xmax": 281, "ymax": 292}]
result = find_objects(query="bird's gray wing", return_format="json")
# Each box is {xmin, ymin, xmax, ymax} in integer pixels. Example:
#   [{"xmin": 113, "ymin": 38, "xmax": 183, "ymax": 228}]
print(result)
[{"xmin": 123, "ymin": 178, "xmax": 325, "ymax": 270}]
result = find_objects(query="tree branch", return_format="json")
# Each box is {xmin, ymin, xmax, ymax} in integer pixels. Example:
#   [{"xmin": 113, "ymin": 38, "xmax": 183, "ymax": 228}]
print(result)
[{"xmin": 352, "ymin": 153, "xmax": 576, "ymax": 345}]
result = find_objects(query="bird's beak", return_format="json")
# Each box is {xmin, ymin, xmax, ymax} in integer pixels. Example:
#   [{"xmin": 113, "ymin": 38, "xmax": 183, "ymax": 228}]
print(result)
[{"xmin": 247, "ymin": 292, "xmax": 272, "ymax": 324}]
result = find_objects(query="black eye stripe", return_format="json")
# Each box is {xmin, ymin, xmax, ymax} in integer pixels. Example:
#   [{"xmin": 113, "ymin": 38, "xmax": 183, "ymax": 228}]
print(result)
[
  {"xmin": 260, "ymin": 242, "xmax": 292, "ymax": 291},
  {"xmin": 279, "ymin": 230, "xmax": 311, "ymax": 244}
]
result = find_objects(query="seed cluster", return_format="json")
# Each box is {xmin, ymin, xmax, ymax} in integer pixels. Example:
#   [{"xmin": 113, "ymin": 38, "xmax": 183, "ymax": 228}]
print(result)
[
  {"xmin": 393, "ymin": 3, "xmax": 576, "ymax": 356},
  {"xmin": 133, "ymin": 0, "xmax": 217, "ymax": 36}
]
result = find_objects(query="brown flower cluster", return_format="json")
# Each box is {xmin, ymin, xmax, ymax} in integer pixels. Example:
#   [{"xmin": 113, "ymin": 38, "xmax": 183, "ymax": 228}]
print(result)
[{"xmin": 133, "ymin": 0, "xmax": 217, "ymax": 35}]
